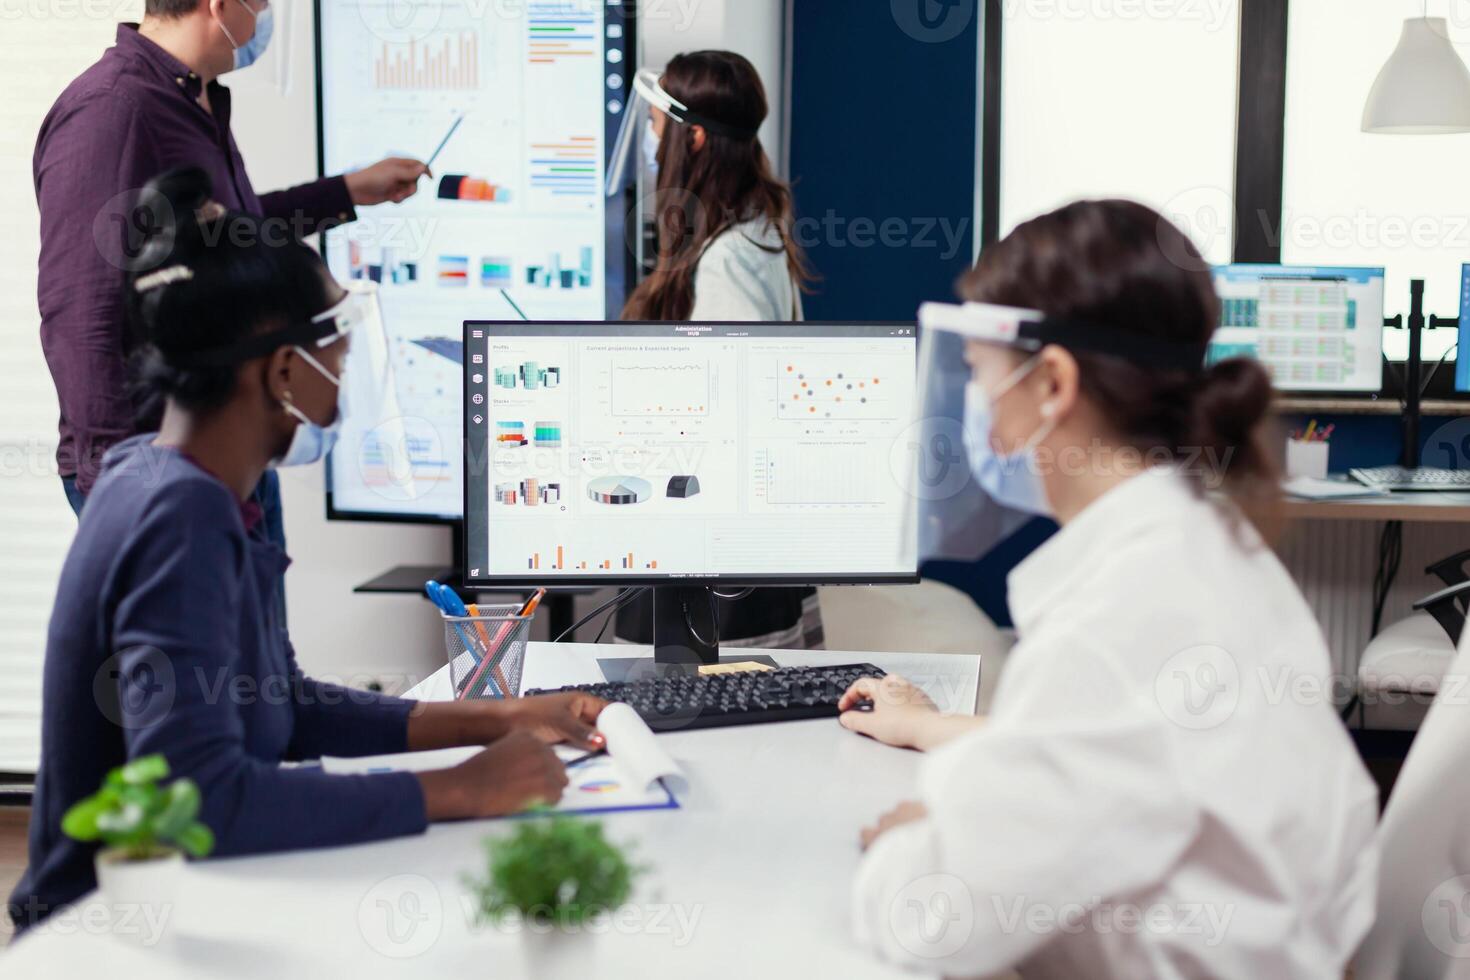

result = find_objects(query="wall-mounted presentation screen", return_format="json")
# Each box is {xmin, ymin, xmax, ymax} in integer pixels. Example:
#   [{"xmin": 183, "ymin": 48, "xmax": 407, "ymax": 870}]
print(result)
[
  {"xmin": 1209, "ymin": 264, "xmax": 1385, "ymax": 394},
  {"xmin": 317, "ymin": 0, "xmax": 632, "ymax": 522},
  {"xmin": 463, "ymin": 322, "xmax": 921, "ymax": 586}
]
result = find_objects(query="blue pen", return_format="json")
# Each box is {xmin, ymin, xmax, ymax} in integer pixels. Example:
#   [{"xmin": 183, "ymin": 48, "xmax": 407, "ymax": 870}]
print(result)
[
  {"xmin": 435, "ymin": 584, "xmax": 505, "ymax": 697},
  {"xmin": 426, "ymin": 581, "xmax": 501, "ymax": 697}
]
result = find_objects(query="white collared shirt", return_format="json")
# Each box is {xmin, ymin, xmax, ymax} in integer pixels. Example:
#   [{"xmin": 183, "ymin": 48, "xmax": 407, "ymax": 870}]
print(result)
[{"xmin": 852, "ymin": 468, "xmax": 1379, "ymax": 979}]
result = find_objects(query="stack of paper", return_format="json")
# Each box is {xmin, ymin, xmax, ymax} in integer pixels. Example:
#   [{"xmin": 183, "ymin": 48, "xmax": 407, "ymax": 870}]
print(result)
[{"xmin": 1283, "ymin": 476, "xmax": 1390, "ymax": 500}]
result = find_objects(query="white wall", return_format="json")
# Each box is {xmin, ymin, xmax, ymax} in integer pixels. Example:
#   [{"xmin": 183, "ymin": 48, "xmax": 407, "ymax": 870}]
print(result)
[
  {"xmin": 998, "ymin": 0, "xmax": 1241, "ymax": 265},
  {"xmin": 229, "ymin": 0, "xmax": 785, "ymax": 688},
  {"xmin": 1281, "ymin": 0, "xmax": 1470, "ymax": 361}
]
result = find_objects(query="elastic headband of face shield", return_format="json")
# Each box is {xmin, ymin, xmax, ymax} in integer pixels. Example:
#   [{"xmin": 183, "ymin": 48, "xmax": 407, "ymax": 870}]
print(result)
[
  {"xmin": 918, "ymin": 301, "xmax": 1208, "ymax": 373},
  {"xmin": 633, "ymin": 68, "xmax": 761, "ymax": 141},
  {"xmin": 168, "ymin": 284, "xmax": 375, "ymax": 368}
]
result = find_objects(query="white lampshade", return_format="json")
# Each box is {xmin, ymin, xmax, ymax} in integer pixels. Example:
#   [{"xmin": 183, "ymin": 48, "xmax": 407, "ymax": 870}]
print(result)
[{"xmin": 1362, "ymin": 17, "xmax": 1470, "ymax": 134}]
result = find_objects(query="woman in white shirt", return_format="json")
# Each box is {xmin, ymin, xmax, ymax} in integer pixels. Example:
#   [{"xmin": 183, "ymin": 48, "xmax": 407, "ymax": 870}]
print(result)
[
  {"xmin": 617, "ymin": 50, "xmax": 817, "ymax": 648},
  {"xmin": 843, "ymin": 199, "xmax": 1379, "ymax": 979}
]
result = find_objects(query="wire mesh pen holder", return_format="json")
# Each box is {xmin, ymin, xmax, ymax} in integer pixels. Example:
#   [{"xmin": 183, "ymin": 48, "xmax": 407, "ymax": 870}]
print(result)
[{"xmin": 441, "ymin": 604, "xmax": 533, "ymax": 701}]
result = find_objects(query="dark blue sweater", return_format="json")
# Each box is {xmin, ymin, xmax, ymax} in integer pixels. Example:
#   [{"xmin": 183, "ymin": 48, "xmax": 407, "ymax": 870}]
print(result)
[{"xmin": 9, "ymin": 437, "xmax": 426, "ymax": 931}]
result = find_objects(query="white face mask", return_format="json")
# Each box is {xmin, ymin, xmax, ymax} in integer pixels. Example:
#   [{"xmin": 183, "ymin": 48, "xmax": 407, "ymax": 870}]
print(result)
[
  {"xmin": 217, "ymin": 0, "xmax": 273, "ymax": 72},
  {"xmin": 275, "ymin": 346, "xmax": 345, "ymax": 468},
  {"xmin": 961, "ymin": 355, "xmax": 1057, "ymax": 517}
]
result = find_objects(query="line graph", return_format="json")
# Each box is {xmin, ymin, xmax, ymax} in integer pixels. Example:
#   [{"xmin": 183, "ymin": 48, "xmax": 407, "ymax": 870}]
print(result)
[{"xmin": 610, "ymin": 360, "xmax": 710, "ymax": 417}]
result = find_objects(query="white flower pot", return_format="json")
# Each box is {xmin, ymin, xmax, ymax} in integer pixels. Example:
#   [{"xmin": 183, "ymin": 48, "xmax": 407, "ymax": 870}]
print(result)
[
  {"xmin": 93, "ymin": 847, "xmax": 183, "ymax": 944},
  {"xmin": 520, "ymin": 921, "xmax": 600, "ymax": 979}
]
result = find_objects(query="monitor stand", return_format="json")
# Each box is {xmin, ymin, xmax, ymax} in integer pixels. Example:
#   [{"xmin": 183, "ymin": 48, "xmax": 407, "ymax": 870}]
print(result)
[{"xmin": 597, "ymin": 585, "xmax": 779, "ymax": 683}]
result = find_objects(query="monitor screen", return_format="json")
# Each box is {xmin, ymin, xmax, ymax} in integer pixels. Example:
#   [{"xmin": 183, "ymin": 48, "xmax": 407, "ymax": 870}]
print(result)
[
  {"xmin": 463, "ymin": 322, "xmax": 921, "ymax": 586},
  {"xmin": 1458, "ymin": 263, "xmax": 1470, "ymax": 393},
  {"xmin": 1210, "ymin": 264, "xmax": 1385, "ymax": 393},
  {"xmin": 316, "ymin": 0, "xmax": 632, "ymax": 522}
]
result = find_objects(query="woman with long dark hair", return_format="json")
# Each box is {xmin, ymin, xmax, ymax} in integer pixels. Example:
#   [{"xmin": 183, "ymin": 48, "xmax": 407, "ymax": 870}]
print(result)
[
  {"xmin": 839, "ymin": 200, "xmax": 1378, "ymax": 977},
  {"xmin": 617, "ymin": 50, "xmax": 821, "ymax": 649}
]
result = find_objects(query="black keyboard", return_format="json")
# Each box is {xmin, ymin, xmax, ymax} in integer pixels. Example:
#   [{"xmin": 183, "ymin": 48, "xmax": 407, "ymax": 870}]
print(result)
[{"xmin": 526, "ymin": 663, "xmax": 886, "ymax": 732}]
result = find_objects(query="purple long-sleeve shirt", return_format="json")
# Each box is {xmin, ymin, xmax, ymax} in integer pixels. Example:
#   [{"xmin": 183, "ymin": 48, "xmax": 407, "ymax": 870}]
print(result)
[{"xmin": 34, "ymin": 24, "xmax": 356, "ymax": 492}]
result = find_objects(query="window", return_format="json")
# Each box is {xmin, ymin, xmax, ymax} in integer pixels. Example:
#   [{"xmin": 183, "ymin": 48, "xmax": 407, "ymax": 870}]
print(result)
[
  {"xmin": 0, "ymin": 14, "xmax": 141, "ymax": 772},
  {"xmin": 1282, "ymin": 0, "xmax": 1470, "ymax": 360},
  {"xmin": 998, "ymin": 0, "xmax": 1242, "ymax": 265}
]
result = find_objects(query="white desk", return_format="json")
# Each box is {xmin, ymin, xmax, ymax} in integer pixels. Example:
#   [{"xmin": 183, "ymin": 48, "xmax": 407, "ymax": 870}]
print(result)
[{"xmin": 6, "ymin": 644, "xmax": 980, "ymax": 978}]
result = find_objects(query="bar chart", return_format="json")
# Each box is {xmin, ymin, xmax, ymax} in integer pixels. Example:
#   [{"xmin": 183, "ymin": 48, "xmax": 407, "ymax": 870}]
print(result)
[
  {"xmin": 527, "ymin": 2, "xmax": 598, "ymax": 64},
  {"xmin": 754, "ymin": 444, "xmax": 884, "ymax": 507},
  {"xmin": 526, "ymin": 548, "xmax": 660, "ymax": 571},
  {"xmin": 374, "ymin": 34, "xmax": 480, "ymax": 91}
]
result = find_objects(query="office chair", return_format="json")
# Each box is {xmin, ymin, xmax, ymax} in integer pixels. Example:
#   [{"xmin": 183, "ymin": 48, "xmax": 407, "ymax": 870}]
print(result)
[
  {"xmin": 1357, "ymin": 549, "xmax": 1470, "ymax": 731},
  {"xmin": 1354, "ymin": 626, "xmax": 1470, "ymax": 978}
]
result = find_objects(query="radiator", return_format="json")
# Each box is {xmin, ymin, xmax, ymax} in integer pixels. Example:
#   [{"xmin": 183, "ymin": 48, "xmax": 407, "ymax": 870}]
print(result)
[{"xmin": 1277, "ymin": 520, "xmax": 1470, "ymax": 682}]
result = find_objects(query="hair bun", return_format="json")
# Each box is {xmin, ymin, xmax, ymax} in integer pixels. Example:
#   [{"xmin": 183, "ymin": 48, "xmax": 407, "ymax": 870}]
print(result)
[
  {"xmin": 1188, "ymin": 357, "xmax": 1275, "ymax": 482},
  {"xmin": 130, "ymin": 167, "xmax": 216, "ymax": 276}
]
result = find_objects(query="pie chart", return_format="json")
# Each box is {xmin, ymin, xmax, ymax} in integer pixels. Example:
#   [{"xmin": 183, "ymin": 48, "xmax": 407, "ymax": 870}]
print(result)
[
  {"xmin": 579, "ymin": 780, "xmax": 621, "ymax": 794},
  {"xmin": 586, "ymin": 475, "xmax": 653, "ymax": 505}
]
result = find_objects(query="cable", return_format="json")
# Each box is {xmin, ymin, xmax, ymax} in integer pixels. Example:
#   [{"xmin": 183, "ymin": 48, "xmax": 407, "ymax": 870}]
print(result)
[
  {"xmin": 1420, "ymin": 340, "xmax": 1458, "ymax": 395},
  {"xmin": 553, "ymin": 588, "xmax": 649, "ymax": 643},
  {"xmin": 682, "ymin": 589, "xmax": 719, "ymax": 649},
  {"xmin": 1370, "ymin": 520, "xmax": 1404, "ymax": 639},
  {"xmin": 711, "ymin": 588, "xmax": 754, "ymax": 601}
]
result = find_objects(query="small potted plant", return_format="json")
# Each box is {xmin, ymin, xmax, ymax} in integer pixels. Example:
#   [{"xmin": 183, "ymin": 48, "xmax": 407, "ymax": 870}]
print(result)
[
  {"xmin": 61, "ymin": 754, "xmax": 214, "ymax": 935},
  {"xmin": 465, "ymin": 815, "xmax": 643, "ymax": 977}
]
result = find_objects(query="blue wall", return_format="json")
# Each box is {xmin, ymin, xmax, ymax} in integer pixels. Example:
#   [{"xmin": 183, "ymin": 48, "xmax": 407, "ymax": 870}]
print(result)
[{"xmin": 787, "ymin": 0, "xmax": 979, "ymax": 320}]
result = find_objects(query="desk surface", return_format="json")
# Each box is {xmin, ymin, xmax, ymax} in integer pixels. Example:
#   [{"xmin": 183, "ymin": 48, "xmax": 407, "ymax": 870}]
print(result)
[
  {"xmin": 1284, "ymin": 491, "xmax": 1470, "ymax": 522},
  {"xmin": 5, "ymin": 644, "xmax": 980, "ymax": 979}
]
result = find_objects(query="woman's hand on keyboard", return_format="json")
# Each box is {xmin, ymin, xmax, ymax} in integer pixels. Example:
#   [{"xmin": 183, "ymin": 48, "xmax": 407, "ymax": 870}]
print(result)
[{"xmin": 837, "ymin": 674, "xmax": 939, "ymax": 749}]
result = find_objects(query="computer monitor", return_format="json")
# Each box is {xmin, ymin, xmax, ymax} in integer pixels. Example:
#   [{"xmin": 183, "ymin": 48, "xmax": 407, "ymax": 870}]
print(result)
[
  {"xmin": 1457, "ymin": 263, "xmax": 1470, "ymax": 393},
  {"xmin": 315, "ymin": 0, "xmax": 635, "ymax": 524},
  {"xmin": 1209, "ymin": 264, "xmax": 1386, "ymax": 393},
  {"xmin": 463, "ymin": 321, "xmax": 920, "ymax": 664}
]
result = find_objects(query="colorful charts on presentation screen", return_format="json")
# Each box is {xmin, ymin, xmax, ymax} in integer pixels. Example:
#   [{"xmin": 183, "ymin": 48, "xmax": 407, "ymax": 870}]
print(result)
[{"xmin": 316, "ymin": 0, "xmax": 626, "ymax": 520}]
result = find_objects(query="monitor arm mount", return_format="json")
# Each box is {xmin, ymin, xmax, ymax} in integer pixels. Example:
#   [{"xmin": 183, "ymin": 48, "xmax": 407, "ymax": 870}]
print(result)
[{"xmin": 1384, "ymin": 279, "xmax": 1459, "ymax": 468}]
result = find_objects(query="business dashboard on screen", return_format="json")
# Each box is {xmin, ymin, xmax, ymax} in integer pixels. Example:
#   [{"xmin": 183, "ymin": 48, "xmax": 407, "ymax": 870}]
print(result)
[
  {"xmin": 316, "ymin": 0, "xmax": 632, "ymax": 521},
  {"xmin": 463, "ymin": 323, "xmax": 921, "ymax": 586}
]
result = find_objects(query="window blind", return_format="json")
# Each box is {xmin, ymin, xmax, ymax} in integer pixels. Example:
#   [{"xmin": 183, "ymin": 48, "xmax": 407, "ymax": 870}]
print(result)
[{"xmin": 0, "ymin": 12, "xmax": 144, "ymax": 773}]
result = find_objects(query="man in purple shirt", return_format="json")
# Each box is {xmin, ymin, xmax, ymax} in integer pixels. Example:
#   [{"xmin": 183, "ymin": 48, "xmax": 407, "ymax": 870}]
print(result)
[{"xmin": 35, "ymin": 4, "xmax": 427, "ymax": 511}]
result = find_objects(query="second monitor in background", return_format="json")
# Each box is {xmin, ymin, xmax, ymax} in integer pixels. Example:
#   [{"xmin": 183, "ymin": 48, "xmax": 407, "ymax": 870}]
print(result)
[
  {"xmin": 1210, "ymin": 264, "xmax": 1386, "ymax": 394},
  {"xmin": 462, "ymin": 321, "xmax": 920, "ymax": 672}
]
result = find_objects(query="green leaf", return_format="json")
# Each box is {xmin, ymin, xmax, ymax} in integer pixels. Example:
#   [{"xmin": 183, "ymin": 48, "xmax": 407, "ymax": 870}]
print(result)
[
  {"xmin": 61, "ymin": 797, "xmax": 106, "ymax": 841},
  {"xmin": 152, "ymin": 780, "xmax": 201, "ymax": 840},
  {"xmin": 466, "ymin": 817, "xmax": 640, "ymax": 926},
  {"xmin": 95, "ymin": 801, "xmax": 145, "ymax": 839},
  {"xmin": 118, "ymin": 755, "xmax": 169, "ymax": 786},
  {"xmin": 175, "ymin": 822, "xmax": 214, "ymax": 858}
]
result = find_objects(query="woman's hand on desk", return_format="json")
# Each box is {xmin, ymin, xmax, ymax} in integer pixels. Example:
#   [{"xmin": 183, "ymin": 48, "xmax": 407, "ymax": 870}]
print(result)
[
  {"xmin": 838, "ymin": 675, "xmax": 985, "ymax": 752},
  {"xmin": 417, "ymin": 732, "xmax": 569, "ymax": 820},
  {"xmin": 502, "ymin": 692, "xmax": 608, "ymax": 749},
  {"xmin": 860, "ymin": 801, "xmax": 930, "ymax": 851},
  {"xmin": 407, "ymin": 694, "xmax": 608, "ymax": 753}
]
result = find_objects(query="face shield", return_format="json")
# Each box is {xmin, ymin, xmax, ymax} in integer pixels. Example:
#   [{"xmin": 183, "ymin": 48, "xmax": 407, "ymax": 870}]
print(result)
[
  {"xmin": 903, "ymin": 300, "xmax": 1208, "ymax": 560},
  {"xmin": 901, "ymin": 303, "xmax": 1042, "ymax": 563},
  {"xmin": 323, "ymin": 281, "xmax": 422, "ymax": 501},
  {"xmin": 604, "ymin": 67, "xmax": 760, "ymax": 196}
]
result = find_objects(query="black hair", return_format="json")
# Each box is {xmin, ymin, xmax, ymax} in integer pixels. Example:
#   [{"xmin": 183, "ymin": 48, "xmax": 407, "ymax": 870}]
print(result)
[
  {"xmin": 145, "ymin": 0, "xmax": 203, "ymax": 18},
  {"xmin": 128, "ymin": 167, "xmax": 335, "ymax": 414}
]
